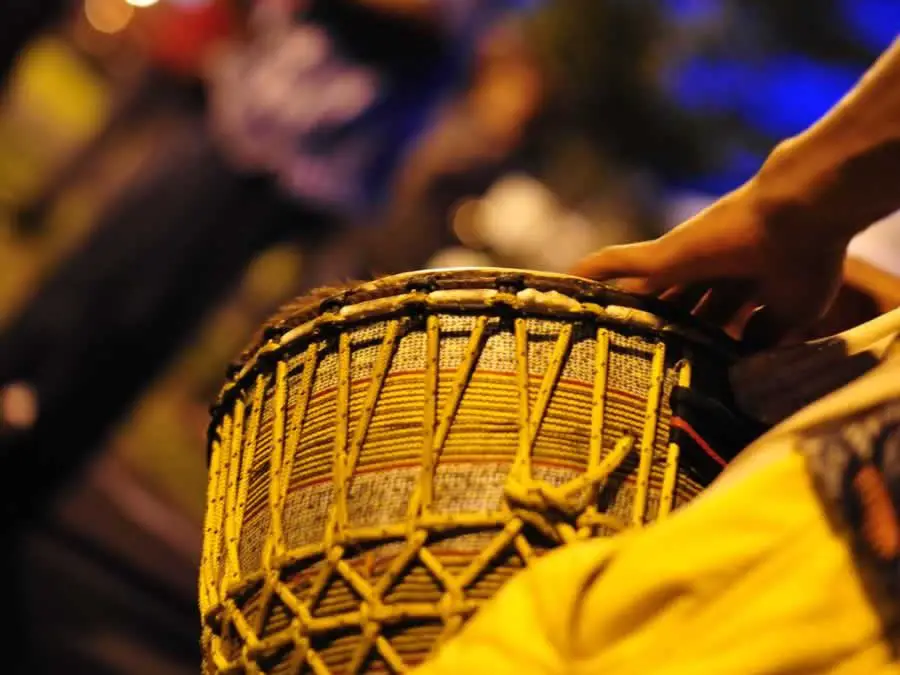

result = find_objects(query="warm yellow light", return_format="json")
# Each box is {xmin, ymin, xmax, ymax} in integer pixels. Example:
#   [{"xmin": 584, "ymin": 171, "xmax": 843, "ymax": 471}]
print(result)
[
  {"xmin": 125, "ymin": 0, "xmax": 160, "ymax": 6},
  {"xmin": 84, "ymin": 0, "xmax": 135, "ymax": 34}
]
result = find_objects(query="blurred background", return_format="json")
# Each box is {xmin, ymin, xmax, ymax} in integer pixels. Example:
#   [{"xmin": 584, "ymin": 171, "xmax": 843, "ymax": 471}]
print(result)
[{"xmin": 0, "ymin": 0, "xmax": 897, "ymax": 672}]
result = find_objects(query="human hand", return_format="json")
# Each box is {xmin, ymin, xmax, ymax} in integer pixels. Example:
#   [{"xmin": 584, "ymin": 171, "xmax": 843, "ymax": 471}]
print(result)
[
  {"xmin": 792, "ymin": 256, "xmax": 900, "ymax": 341},
  {"xmin": 571, "ymin": 181, "xmax": 852, "ymax": 346}
]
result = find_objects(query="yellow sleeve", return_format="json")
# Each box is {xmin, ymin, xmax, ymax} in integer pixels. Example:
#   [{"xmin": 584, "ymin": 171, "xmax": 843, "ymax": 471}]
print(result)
[
  {"xmin": 416, "ymin": 446, "xmax": 899, "ymax": 675},
  {"xmin": 414, "ymin": 536, "xmax": 619, "ymax": 675}
]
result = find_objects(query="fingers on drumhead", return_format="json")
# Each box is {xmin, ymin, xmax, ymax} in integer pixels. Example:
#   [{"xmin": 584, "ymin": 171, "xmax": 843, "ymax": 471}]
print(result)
[
  {"xmin": 741, "ymin": 305, "xmax": 793, "ymax": 349},
  {"xmin": 693, "ymin": 281, "xmax": 755, "ymax": 326},
  {"xmin": 654, "ymin": 282, "xmax": 755, "ymax": 331},
  {"xmin": 570, "ymin": 241, "xmax": 663, "ymax": 282},
  {"xmin": 611, "ymin": 277, "xmax": 660, "ymax": 295},
  {"xmin": 659, "ymin": 284, "xmax": 710, "ymax": 310}
]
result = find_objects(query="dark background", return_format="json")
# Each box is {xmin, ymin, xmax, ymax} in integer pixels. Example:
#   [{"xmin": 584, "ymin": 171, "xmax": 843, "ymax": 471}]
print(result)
[{"xmin": 0, "ymin": 1, "xmax": 896, "ymax": 672}]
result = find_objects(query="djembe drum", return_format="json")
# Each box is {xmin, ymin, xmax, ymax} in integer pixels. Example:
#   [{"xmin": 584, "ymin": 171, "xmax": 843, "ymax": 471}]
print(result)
[{"xmin": 200, "ymin": 269, "xmax": 761, "ymax": 674}]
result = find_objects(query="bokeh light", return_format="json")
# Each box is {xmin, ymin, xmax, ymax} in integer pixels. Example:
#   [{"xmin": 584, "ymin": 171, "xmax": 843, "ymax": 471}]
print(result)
[
  {"xmin": 0, "ymin": 382, "xmax": 39, "ymax": 430},
  {"xmin": 84, "ymin": 0, "xmax": 135, "ymax": 34},
  {"xmin": 125, "ymin": 0, "xmax": 160, "ymax": 7}
]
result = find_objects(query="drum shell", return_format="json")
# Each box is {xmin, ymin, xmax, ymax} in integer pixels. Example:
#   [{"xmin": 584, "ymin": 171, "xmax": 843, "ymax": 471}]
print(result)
[{"xmin": 200, "ymin": 269, "xmax": 746, "ymax": 674}]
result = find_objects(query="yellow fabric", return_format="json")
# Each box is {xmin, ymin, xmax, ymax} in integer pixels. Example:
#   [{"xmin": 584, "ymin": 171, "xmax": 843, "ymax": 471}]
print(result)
[{"xmin": 413, "ymin": 446, "xmax": 899, "ymax": 675}]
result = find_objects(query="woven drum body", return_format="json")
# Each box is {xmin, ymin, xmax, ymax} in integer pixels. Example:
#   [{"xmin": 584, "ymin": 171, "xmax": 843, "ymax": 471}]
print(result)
[{"xmin": 201, "ymin": 269, "xmax": 752, "ymax": 674}]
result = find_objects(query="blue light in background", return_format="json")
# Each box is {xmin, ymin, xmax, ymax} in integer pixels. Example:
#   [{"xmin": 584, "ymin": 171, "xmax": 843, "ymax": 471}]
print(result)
[
  {"xmin": 663, "ymin": 0, "xmax": 721, "ymax": 24},
  {"xmin": 838, "ymin": 0, "xmax": 900, "ymax": 52},
  {"xmin": 668, "ymin": 54, "xmax": 862, "ymax": 137},
  {"xmin": 666, "ymin": 57, "xmax": 754, "ymax": 114},
  {"xmin": 745, "ymin": 56, "xmax": 861, "ymax": 137},
  {"xmin": 671, "ymin": 148, "xmax": 765, "ymax": 195},
  {"xmin": 661, "ymin": 0, "xmax": 896, "ymax": 194}
]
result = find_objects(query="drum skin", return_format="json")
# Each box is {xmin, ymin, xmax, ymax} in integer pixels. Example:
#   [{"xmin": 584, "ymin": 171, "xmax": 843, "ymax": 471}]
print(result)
[{"xmin": 200, "ymin": 268, "xmax": 755, "ymax": 674}]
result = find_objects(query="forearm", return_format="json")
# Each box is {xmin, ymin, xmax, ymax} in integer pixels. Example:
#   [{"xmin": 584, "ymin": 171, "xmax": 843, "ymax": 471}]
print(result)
[{"xmin": 755, "ymin": 37, "xmax": 900, "ymax": 241}]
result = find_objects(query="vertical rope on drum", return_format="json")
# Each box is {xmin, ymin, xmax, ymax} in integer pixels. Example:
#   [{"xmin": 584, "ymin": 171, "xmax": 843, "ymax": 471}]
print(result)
[
  {"xmin": 510, "ymin": 317, "xmax": 534, "ymax": 560},
  {"xmin": 589, "ymin": 328, "xmax": 611, "ymax": 469},
  {"xmin": 199, "ymin": 438, "xmax": 218, "ymax": 611},
  {"xmin": 257, "ymin": 360, "xmax": 288, "ymax": 639},
  {"xmin": 414, "ymin": 314, "xmax": 440, "ymax": 514},
  {"xmin": 272, "ymin": 342, "xmax": 318, "ymax": 553},
  {"xmin": 319, "ymin": 332, "xmax": 351, "ymax": 641},
  {"xmin": 527, "ymin": 324, "xmax": 572, "ymax": 464},
  {"xmin": 221, "ymin": 399, "xmax": 245, "ymax": 595},
  {"xmin": 263, "ymin": 343, "xmax": 318, "ymax": 653},
  {"xmin": 659, "ymin": 359, "xmax": 692, "ymax": 518},
  {"xmin": 578, "ymin": 327, "xmax": 610, "ymax": 538},
  {"xmin": 428, "ymin": 315, "xmax": 489, "ymax": 487},
  {"xmin": 507, "ymin": 323, "xmax": 572, "ymax": 491},
  {"xmin": 416, "ymin": 315, "xmax": 488, "ymax": 646},
  {"xmin": 632, "ymin": 342, "xmax": 666, "ymax": 526},
  {"xmin": 210, "ymin": 414, "xmax": 233, "ymax": 606},
  {"xmin": 343, "ymin": 319, "xmax": 402, "ymax": 485},
  {"xmin": 504, "ymin": 322, "xmax": 572, "ymax": 548},
  {"xmin": 330, "ymin": 332, "xmax": 353, "ymax": 538},
  {"xmin": 339, "ymin": 319, "xmax": 402, "ymax": 675},
  {"xmin": 514, "ymin": 317, "xmax": 530, "ymax": 482},
  {"xmin": 201, "ymin": 416, "xmax": 229, "ymax": 610},
  {"xmin": 263, "ymin": 360, "xmax": 288, "ymax": 571},
  {"xmin": 228, "ymin": 374, "xmax": 266, "ymax": 584}
]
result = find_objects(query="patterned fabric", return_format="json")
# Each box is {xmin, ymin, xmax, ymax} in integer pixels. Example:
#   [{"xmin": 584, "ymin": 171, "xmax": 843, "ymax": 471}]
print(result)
[{"xmin": 801, "ymin": 399, "xmax": 900, "ymax": 594}]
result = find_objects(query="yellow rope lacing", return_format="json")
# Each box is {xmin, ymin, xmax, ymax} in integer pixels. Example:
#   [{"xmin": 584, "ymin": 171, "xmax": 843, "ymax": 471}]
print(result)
[{"xmin": 202, "ymin": 306, "xmax": 690, "ymax": 674}]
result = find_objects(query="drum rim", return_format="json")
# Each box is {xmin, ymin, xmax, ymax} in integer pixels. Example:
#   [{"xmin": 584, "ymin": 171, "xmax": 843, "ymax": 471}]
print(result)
[{"xmin": 209, "ymin": 267, "xmax": 744, "ymax": 421}]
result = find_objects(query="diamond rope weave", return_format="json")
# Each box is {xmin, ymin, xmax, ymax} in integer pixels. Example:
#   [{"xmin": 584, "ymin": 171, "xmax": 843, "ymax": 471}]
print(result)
[{"xmin": 200, "ymin": 271, "xmax": 741, "ymax": 674}]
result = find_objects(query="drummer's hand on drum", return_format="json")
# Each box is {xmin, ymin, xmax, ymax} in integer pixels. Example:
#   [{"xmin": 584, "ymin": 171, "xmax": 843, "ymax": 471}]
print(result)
[
  {"xmin": 575, "ymin": 36, "xmax": 900, "ymax": 346},
  {"xmin": 571, "ymin": 180, "xmax": 850, "ymax": 346},
  {"xmin": 801, "ymin": 256, "xmax": 900, "ymax": 341}
]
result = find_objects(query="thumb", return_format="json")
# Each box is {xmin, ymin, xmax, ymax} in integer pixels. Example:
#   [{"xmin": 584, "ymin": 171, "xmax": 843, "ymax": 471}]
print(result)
[{"xmin": 570, "ymin": 241, "xmax": 662, "ymax": 282}]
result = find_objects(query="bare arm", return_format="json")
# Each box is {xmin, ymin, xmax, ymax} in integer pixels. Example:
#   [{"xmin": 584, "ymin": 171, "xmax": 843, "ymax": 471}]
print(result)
[
  {"xmin": 756, "ymin": 37, "xmax": 900, "ymax": 241},
  {"xmin": 573, "ymin": 38, "xmax": 900, "ymax": 340}
]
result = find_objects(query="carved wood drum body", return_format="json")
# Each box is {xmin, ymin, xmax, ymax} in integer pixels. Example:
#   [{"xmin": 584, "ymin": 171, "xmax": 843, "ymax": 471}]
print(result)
[{"xmin": 200, "ymin": 269, "xmax": 758, "ymax": 674}]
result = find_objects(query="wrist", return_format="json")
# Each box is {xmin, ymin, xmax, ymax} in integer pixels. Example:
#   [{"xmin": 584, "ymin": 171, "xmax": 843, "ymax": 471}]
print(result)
[{"xmin": 751, "ymin": 136, "xmax": 864, "ymax": 245}]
